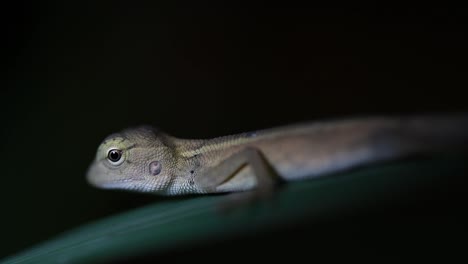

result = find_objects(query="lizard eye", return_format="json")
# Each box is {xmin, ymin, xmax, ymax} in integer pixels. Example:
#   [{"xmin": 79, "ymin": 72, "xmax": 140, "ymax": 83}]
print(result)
[{"xmin": 107, "ymin": 149, "xmax": 124, "ymax": 165}]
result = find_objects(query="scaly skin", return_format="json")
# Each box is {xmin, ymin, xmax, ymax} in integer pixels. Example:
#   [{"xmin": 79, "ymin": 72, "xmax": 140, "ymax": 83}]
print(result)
[{"xmin": 86, "ymin": 114, "xmax": 468, "ymax": 196}]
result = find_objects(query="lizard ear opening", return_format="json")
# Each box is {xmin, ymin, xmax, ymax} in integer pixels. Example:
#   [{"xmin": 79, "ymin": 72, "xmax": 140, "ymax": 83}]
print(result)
[{"xmin": 149, "ymin": 161, "xmax": 162, "ymax": 175}]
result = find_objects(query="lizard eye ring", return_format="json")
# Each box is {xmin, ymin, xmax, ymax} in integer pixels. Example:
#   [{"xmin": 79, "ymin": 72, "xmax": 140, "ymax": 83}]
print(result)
[{"xmin": 107, "ymin": 149, "xmax": 124, "ymax": 166}]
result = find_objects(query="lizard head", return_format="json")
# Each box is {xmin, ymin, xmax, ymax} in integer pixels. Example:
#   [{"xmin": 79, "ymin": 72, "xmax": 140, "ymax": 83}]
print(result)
[{"xmin": 86, "ymin": 126, "xmax": 177, "ymax": 193}]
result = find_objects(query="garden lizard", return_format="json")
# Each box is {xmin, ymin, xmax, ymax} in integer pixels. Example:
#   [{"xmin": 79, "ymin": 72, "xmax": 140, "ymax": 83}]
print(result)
[{"xmin": 86, "ymin": 114, "xmax": 468, "ymax": 197}]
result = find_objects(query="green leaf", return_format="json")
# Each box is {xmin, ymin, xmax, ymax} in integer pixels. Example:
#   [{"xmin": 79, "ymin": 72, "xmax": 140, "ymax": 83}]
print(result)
[{"xmin": 2, "ymin": 155, "xmax": 466, "ymax": 263}]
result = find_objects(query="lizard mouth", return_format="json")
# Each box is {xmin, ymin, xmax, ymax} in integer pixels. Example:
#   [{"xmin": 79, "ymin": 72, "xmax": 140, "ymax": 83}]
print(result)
[
  {"xmin": 97, "ymin": 177, "xmax": 145, "ymax": 190},
  {"xmin": 86, "ymin": 157, "xmax": 148, "ymax": 190}
]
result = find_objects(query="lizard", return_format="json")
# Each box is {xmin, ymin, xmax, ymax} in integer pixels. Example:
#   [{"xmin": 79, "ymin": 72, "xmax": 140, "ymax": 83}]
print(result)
[{"xmin": 86, "ymin": 114, "xmax": 468, "ymax": 200}]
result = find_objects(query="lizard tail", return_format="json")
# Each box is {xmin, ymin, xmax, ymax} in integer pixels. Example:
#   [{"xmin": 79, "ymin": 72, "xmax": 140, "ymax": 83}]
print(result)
[
  {"xmin": 370, "ymin": 113, "xmax": 468, "ymax": 159},
  {"xmin": 277, "ymin": 113, "xmax": 468, "ymax": 181}
]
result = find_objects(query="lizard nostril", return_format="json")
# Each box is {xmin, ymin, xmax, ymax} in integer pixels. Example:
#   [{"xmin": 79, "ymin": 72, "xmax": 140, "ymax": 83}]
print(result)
[{"xmin": 149, "ymin": 161, "xmax": 162, "ymax": 175}]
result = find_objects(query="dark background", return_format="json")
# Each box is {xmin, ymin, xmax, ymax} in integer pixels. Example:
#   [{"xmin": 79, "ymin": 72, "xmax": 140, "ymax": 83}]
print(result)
[{"xmin": 3, "ymin": 4, "xmax": 468, "ymax": 259}]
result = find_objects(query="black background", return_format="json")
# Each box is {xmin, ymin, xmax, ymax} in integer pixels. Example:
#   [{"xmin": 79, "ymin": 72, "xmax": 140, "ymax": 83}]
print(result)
[{"xmin": 3, "ymin": 4, "xmax": 468, "ymax": 260}]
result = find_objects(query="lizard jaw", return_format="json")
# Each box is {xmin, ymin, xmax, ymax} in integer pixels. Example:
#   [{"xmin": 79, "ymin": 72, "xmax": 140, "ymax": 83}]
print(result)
[{"xmin": 93, "ymin": 177, "xmax": 147, "ymax": 191}]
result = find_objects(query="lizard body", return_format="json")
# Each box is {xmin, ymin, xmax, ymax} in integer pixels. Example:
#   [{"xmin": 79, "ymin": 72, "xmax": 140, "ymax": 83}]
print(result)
[{"xmin": 86, "ymin": 114, "xmax": 468, "ymax": 196}]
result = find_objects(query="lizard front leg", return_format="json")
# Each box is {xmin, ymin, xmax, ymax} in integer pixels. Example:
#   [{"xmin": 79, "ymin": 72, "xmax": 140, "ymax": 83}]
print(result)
[{"xmin": 195, "ymin": 147, "xmax": 283, "ymax": 208}]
